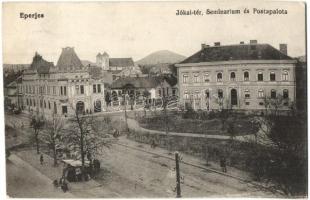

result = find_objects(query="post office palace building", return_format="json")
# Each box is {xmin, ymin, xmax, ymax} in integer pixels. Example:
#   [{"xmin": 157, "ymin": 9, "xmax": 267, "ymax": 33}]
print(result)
[{"xmin": 175, "ymin": 40, "xmax": 297, "ymax": 111}]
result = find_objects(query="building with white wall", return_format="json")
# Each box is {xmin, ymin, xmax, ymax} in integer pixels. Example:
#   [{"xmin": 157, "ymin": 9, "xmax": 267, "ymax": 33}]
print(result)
[
  {"xmin": 21, "ymin": 47, "xmax": 106, "ymax": 118},
  {"xmin": 175, "ymin": 41, "xmax": 297, "ymax": 111}
]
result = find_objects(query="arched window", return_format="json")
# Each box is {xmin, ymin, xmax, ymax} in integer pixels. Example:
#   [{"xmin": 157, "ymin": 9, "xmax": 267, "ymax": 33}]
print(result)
[
  {"xmin": 282, "ymin": 70, "xmax": 289, "ymax": 81},
  {"xmin": 217, "ymin": 73, "xmax": 222, "ymax": 82},
  {"xmin": 183, "ymin": 74, "xmax": 189, "ymax": 83},
  {"xmin": 26, "ymin": 99, "xmax": 29, "ymax": 106},
  {"xmin": 271, "ymin": 89, "xmax": 277, "ymax": 99},
  {"xmin": 230, "ymin": 72, "xmax": 236, "ymax": 81},
  {"xmin": 283, "ymin": 89, "xmax": 289, "ymax": 99},
  {"xmin": 193, "ymin": 74, "xmax": 199, "ymax": 83},
  {"xmin": 258, "ymin": 71, "xmax": 263, "ymax": 81},
  {"xmin": 258, "ymin": 89, "xmax": 264, "ymax": 98},
  {"xmin": 218, "ymin": 89, "xmax": 223, "ymax": 98},
  {"xmin": 44, "ymin": 100, "xmax": 46, "ymax": 108},
  {"xmin": 184, "ymin": 90, "xmax": 189, "ymax": 100},
  {"xmin": 244, "ymin": 71, "xmax": 249, "ymax": 81},
  {"xmin": 270, "ymin": 71, "xmax": 276, "ymax": 81},
  {"xmin": 194, "ymin": 91, "xmax": 200, "ymax": 99}
]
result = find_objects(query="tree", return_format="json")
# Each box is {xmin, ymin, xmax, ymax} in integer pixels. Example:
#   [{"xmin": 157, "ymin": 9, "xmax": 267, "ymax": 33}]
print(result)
[
  {"xmin": 246, "ymin": 96, "xmax": 307, "ymax": 196},
  {"xmin": 63, "ymin": 110, "xmax": 113, "ymax": 180},
  {"xmin": 143, "ymin": 90, "xmax": 151, "ymax": 116},
  {"xmin": 40, "ymin": 112, "xmax": 64, "ymax": 166},
  {"xmin": 105, "ymin": 91, "xmax": 111, "ymax": 107},
  {"xmin": 162, "ymin": 96, "xmax": 169, "ymax": 134},
  {"xmin": 30, "ymin": 114, "xmax": 45, "ymax": 154}
]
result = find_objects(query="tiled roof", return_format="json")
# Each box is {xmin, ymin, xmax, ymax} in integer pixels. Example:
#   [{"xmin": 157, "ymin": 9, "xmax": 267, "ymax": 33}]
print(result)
[
  {"xmin": 88, "ymin": 66, "xmax": 113, "ymax": 83},
  {"xmin": 88, "ymin": 66, "xmax": 103, "ymax": 80},
  {"xmin": 111, "ymin": 77, "xmax": 165, "ymax": 89},
  {"xmin": 109, "ymin": 58, "xmax": 134, "ymax": 67},
  {"xmin": 56, "ymin": 47, "xmax": 84, "ymax": 71},
  {"xmin": 180, "ymin": 43, "xmax": 293, "ymax": 64},
  {"xmin": 30, "ymin": 53, "xmax": 54, "ymax": 74}
]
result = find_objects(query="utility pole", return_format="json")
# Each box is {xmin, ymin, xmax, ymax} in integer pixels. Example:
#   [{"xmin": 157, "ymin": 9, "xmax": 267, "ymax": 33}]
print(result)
[
  {"xmin": 163, "ymin": 96, "xmax": 169, "ymax": 134},
  {"xmin": 175, "ymin": 152, "xmax": 181, "ymax": 198},
  {"xmin": 123, "ymin": 93, "xmax": 129, "ymax": 132}
]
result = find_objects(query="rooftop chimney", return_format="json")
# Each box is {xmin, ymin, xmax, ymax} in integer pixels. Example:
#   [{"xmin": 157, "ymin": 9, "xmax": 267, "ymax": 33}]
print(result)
[
  {"xmin": 240, "ymin": 41, "xmax": 244, "ymax": 44},
  {"xmin": 201, "ymin": 43, "xmax": 206, "ymax": 50},
  {"xmin": 214, "ymin": 42, "xmax": 221, "ymax": 46},
  {"xmin": 250, "ymin": 40, "xmax": 258, "ymax": 44},
  {"xmin": 279, "ymin": 44, "xmax": 287, "ymax": 55}
]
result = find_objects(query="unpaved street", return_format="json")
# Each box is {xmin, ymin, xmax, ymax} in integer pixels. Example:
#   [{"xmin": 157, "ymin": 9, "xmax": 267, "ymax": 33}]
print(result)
[
  {"xmin": 5, "ymin": 112, "xmax": 279, "ymax": 198},
  {"xmin": 99, "ymin": 138, "xmax": 277, "ymax": 198}
]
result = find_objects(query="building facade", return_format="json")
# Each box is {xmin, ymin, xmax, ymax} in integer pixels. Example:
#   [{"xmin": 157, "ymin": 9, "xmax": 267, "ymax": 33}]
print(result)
[
  {"xmin": 175, "ymin": 41, "xmax": 297, "ymax": 111},
  {"xmin": 21, "ymin": 48, "xmax": 106, "ymax": 118}
]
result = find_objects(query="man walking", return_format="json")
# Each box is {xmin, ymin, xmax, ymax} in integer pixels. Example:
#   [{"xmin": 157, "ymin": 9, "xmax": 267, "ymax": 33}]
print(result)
[{"xmin": 220, "ymin": 157, "xmax": 227, "ymax": 173}]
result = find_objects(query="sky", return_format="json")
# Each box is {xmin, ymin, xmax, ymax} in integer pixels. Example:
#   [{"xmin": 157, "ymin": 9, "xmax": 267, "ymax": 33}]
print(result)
[{"xmin": 2, "ymin": 1, "xmax": 306, "ymax": 64}]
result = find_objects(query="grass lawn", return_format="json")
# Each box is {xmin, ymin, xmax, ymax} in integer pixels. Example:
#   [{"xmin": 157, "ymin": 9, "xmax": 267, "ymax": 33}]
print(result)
[{"xmin": 138, "ymin": 113, "xmax": 257, "ymax": 136}]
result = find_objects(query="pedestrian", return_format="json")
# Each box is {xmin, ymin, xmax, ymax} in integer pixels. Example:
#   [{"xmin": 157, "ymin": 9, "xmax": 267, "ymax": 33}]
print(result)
[
  {"xmin": 40, "ymin": 154, "xmax": 44, "ymax": 165},
  {"xmin": 61, "ymin": 178, "xmax": 68, "ymax": 192},
  {"xmin": 220, "ymin": 157, "xmax": 227, "ymax": 173},
  {"xmin": 150, "ymin": 139, "xmax": 156, "ymax": 149}
]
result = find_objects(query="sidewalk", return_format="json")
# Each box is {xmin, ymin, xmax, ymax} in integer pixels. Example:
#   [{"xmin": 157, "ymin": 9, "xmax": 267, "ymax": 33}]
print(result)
[
  {"xmin": 14, "ymin": 149, "xmax": 121, "ymax": 198},
  {"xmin": 7, "ymin": 154, "xmax": 74, "ymax": 198}
]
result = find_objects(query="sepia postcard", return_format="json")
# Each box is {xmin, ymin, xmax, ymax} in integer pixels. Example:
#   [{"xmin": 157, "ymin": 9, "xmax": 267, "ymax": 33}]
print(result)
[{"xmin": 2, "ymin": 1, "xmax": 307, "ymax": 198}]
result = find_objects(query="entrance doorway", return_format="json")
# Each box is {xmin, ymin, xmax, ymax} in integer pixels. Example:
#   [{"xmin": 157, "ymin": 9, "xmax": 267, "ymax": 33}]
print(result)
[
  {"xmin": 231, "ymin": 89, "xmax": 238, "ymax": 106},
  {"xmin": 76, "ymin": 101, "xmax": 85, "ymax": 114}
]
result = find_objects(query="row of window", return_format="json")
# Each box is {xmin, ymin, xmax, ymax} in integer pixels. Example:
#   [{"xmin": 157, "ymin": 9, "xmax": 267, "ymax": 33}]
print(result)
[
  {"xmin": 182, "ymin": 70, "xmax": 289, "ymax": 83},
  {"xmin": 22, "ymin": 84, "xmax": 102, "ymax": 96},
  {"xmin": 183, "ymin": 89, "xmax": 289, "ymax": 99},
  {"xmin": 26, "ymin": 98, "xmax": 57, "ymax": 112}
]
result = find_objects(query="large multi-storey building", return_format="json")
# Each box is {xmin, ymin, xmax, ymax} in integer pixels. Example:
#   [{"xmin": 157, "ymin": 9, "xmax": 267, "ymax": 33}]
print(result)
[
  {"xmin": 175, "ymin": 41, "xmax": 297, "ymax": 111},
  {"xmin": 20, "ymin": 47, "xmax": 106, "ymax": 118}
]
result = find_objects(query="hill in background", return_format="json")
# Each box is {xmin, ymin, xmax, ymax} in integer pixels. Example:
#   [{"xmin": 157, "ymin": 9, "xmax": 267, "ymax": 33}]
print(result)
[{"xmin": 135, "ymin": 50, "xmax": 186, "ymax": 65}]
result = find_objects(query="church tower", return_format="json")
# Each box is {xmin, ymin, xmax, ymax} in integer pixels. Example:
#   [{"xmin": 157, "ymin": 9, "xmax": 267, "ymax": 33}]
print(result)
[{"xmin": 96, "ymin": 52, "xmax": 109, "ymax": 70}]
